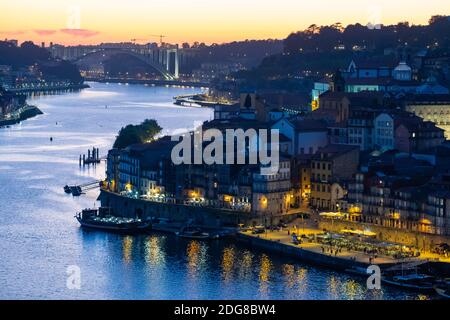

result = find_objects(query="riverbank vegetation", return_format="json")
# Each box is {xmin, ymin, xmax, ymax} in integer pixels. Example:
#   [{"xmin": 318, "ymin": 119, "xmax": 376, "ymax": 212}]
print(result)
[{"xmin": 113, "ymin": 119, "xmax": 162, "ymax": 149}]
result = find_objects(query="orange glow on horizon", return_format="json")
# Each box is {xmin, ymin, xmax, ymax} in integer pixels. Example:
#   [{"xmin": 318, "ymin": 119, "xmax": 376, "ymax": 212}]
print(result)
[{"xmin": 1, "ymin": 1, "xmax": 449, "ymax": 46}]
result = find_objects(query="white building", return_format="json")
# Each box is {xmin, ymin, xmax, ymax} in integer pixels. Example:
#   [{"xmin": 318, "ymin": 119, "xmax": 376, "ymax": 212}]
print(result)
[
  {"xmin": 374, "ymin": 113, "xmax": 395, "ymax": 151},
  {"xmin": 272, "ymin": 118, "xmax": 329, "ymax": 156},
  {"xmin": 392, "ymin": 62, "xmax": 413, "ymax": 81}
]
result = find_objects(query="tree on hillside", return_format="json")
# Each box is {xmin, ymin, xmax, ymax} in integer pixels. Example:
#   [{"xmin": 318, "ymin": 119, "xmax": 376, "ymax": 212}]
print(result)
[
  {"xmin": 113, "ymin": 119, "xmax": 162, "ymax": 149},
  {"xmin": 283, "ymin": 16, "xmax": 450, "ymax": 54}
]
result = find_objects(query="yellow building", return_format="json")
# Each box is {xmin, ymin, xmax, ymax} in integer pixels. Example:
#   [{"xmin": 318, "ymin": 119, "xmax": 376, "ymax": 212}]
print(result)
[{"xmin": 310, "ymin": 144, "xmax": 360, "ymax": 210}]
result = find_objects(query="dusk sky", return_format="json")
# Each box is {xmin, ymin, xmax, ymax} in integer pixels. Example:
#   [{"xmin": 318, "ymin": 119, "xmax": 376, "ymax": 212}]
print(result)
[{"xmin": 1, "ymin": 0, "xmax": 449, "ymax": 45}]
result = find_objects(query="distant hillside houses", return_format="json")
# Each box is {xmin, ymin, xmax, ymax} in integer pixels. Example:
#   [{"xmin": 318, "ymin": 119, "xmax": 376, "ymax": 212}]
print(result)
[{"xmin": 312, "ymin": 56, "xmax": 450, "ymax": 106}]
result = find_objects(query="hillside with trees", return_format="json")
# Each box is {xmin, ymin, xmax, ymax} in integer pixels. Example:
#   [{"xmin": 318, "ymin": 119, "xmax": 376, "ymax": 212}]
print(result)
[
  {"xmin": 234, "ymin": 16, "xmax": 450, "ymax": 91},
  {"xmin": 283, "ymin": 16, "xmax": 450, "ymax": 54}
]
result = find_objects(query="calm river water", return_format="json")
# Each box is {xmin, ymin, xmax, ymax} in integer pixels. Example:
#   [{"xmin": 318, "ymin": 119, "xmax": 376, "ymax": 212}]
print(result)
[{"xmin": 0, "ymin": 82, "xmax": 429, "ymax": 299}]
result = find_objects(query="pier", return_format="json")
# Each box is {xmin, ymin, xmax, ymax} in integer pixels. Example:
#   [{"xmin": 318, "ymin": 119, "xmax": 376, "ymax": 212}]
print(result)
[
  {"xmin": 64, "ymin": 180, "xmax": 102, "ymax": 196},
  {"xmin": 173, "ymin": 94, "xmax": 236, "ymax": 107}
]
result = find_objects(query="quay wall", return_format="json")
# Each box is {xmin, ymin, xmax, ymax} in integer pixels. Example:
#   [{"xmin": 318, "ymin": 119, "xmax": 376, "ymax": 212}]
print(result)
[
  {"xmin": 9, "ymin": 84, "xmax": 89, "ymax": 95},
  {"xmin": 236, "ymin": 233, "xmax": 377, "ymax": 271},
  {"xmin": 86, "ymin": 78, "xmax": 210, "ymax": 88},
  {"xmin": 318, "ymin": 219, "xmax": 450, "ymax": 251},
  {"xmin": 245, "ymin": 214, "xmax": 301, "ymax": 228},
  {"xmin": 98, "ymin": 190, "xmax": 302, "ymax": 230},
  {"xmin": 99, "ymin": 190, "xmax": 244, "ymax": 227}
]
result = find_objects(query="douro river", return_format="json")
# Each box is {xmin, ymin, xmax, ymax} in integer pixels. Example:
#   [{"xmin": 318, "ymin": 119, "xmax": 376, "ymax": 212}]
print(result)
[{"xmin": 0, "ymin": 82, "xmax": 428, "ymax": 300}]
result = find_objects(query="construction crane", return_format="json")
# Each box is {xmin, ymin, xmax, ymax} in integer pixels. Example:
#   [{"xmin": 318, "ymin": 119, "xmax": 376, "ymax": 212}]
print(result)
[{"xmin": 149, "ymin": 34, "xmax": 167, "ymax": 45}]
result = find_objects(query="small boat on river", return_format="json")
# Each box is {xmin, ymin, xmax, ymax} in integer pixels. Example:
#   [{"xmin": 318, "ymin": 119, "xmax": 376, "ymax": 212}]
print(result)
[
  {"xmin": 75, "ymin": 208, "xmax": 151, "ymax": 234},
  {"xmin": 176, "ymin": 226, "xmax": 219, "ymax": 240},
  {"xmin": 344, "ymin": 266, "xmax": 371, "ymax": 276},
  {"xmin": 434, "ymin": 279, "xmax": 450, "ymax": 299},
  {"xmin": 71, "ymin": 186, "xmax": 83, "ymax": 196},
  {"xmin": 64, "ymin": 185, "xmax": 83, "ymax": 196}
]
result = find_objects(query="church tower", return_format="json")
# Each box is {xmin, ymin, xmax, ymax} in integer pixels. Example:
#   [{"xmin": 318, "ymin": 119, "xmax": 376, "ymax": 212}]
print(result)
[{"xmin": 330, "ymin": 70, "xmax": 345, "ymax": 93}]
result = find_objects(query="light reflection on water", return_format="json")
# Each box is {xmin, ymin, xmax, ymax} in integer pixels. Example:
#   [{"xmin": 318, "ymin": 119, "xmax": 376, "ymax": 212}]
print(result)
[
  {"xmin": 0, "ymin": 83, "xmax": 431, "ymax": 300},
  {"xmin": 221, "ymin": 246, "xmax": 236, "ymax": 282},
  {"xmin": 238, "ymin": 250, "xmax": 254, "ymax": 279},
  {"xmin": 258, "ymin": 254, "xmax": 272, "ymax": 298},
  {"xmin": 145, "ymin": 236, "xmax": 166, "ymax": 267},
  {"xmin": 122, "ymin": 236, "xmax": 133, "ymax": 264}
]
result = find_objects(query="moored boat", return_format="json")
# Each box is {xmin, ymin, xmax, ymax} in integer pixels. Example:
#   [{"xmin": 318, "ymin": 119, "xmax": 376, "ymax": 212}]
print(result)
[
  {"xmin": 434, "ymin": 279, "xmax": 450, "ymax": 299},
  {"xmin": 71, "ymin": 186, "xmax": 83, "ymax": 196},
  {"xmin": 345, "ymin": 266, "xmax": 370, "ymax": 276},
  {"xmin": 75, "ymin": 208, "xmax": 151, "ymax": 234},
  {"xmin": 434, "ymin": 286, "xmax": 450, "ymax": 299},
  {"xmin": 64, "ymin": 185, "xmax": 71, "ymax": 194},
  {"xmin": 176, "ymin": 226, "xmax": 219, "ymax": 240}
]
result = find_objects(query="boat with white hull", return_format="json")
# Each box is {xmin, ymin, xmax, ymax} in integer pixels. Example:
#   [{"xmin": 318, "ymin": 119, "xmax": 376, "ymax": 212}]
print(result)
[{"xmin": 76, "ymin": 208, "xmax": 151, "ymax": 234}]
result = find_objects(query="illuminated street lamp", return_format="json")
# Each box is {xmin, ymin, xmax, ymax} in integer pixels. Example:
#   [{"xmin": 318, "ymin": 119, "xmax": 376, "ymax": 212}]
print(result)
[{"xmin": 261, "ymin": 196, "xmax": 268, "ymax": 209}]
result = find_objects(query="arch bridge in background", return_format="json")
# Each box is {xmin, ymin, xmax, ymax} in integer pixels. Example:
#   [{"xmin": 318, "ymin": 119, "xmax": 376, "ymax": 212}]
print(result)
[{"xmin": 74, "ymin": 47, "xmax": 179, "ymax": 80}]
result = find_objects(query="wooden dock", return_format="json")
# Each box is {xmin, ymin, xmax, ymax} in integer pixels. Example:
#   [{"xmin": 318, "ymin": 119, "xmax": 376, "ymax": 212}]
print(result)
[
  {"xmin": 79, "ymin": 147, "xmax": 101, "ymax": 166},
  {"xmin": 64, "ymin": 180, "xmax": 102, "ymax": 196}
]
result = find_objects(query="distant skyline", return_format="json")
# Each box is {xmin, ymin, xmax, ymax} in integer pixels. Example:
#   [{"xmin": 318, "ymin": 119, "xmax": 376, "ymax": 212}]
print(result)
[{"xmin": 1, "ymin": 0, "xmax": 449, "ymax": 46}]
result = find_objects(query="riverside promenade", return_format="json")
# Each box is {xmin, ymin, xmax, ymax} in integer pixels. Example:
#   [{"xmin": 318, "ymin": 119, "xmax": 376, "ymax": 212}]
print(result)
[{"xmin": 237, "ymin": 227, "xmax": 404, "ymax": 272}]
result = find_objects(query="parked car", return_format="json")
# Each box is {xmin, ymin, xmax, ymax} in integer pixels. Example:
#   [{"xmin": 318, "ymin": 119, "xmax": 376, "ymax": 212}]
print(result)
[{"xmin": 252, "ymin": 226, "xmax": 265, "ymax": 234}]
